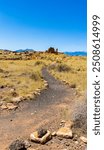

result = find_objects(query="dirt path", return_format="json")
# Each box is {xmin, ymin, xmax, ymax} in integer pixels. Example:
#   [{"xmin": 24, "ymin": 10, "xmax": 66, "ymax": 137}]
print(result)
[{"xmin": 0, "ymin": 69, "xmax": 86, "ymax": 150}]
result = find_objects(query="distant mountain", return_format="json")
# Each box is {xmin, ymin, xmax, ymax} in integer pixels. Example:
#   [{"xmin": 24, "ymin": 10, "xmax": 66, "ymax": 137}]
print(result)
[
  {"xmin": 64, "ymin": 51, "xmax": 87, "ymax": 56},
  {"xmin": 15, "ymin": 49, "xmax": 34, "ymax": 52}
]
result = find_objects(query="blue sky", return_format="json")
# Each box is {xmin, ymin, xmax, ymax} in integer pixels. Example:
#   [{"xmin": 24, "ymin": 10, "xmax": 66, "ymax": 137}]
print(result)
[{"xmin": 0, "ymin": 0, "xmax": 87, "ymax": 52}]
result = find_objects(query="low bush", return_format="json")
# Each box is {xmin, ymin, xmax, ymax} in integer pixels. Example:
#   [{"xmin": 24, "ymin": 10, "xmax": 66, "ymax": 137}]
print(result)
[
  {"xmin": 57, "ymin": 64, "xmax": 71, "ymax": 72},
  {"xmin": 34, "ymin": 60, "xmax": 43, "ymax": 66},
  {"xmin": 30, "ymin": 73, "xmax": 39, "ymax": 81}
]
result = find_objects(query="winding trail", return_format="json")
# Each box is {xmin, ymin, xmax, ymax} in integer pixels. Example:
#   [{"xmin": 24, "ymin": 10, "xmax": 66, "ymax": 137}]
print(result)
[{"xmin": 0, "ymin": 69, "xmax": 77, "ymax": 149}]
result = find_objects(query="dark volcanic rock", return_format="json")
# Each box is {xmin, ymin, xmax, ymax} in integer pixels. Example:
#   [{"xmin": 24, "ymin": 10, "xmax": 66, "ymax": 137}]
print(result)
[
  {"xmin": 37, "ymin": 128, "xmax": 47, "ymax": 138},
  {"xmin": 9, "ymin": 139, "xmax": 27, "ymax": 150}
]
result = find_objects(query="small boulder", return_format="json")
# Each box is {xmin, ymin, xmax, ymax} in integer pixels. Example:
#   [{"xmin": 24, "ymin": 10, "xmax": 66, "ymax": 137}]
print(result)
[
  {"xmin": 30, "ymin": 129, "xmax": 52, "ymax": 144},
  {"xmin": 12, "ymin": 97, "xmax": 22, "ymax": 103},
  {"xmin": 7, "ymin": 103, "xmax": 18, "ymax": 110},
  {"xmin": 9, "ymin": 139, "xmax": 26, "ymax": 150},
  {"xmin": 56, "ymin": 127, "xmax": 73, "ymax": 139}
]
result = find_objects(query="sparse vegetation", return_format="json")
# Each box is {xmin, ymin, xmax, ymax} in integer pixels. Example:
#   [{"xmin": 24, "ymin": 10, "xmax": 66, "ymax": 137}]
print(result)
[
  {"xmin": 72, "ymin": 94, "xmax": 87, "ymax": 135},
  {"xmin": 56, "ymin": 63, "xmax": 71, "ymax": 72},
  {"xmin": 0, "ymin": 60, "xmax": 45, "ymax": 103},
  {"xmin": 49, "ymin": 56, "xmax": 86, "ymax": 93},
  {"xmin": 0, "ymin": 49, "xmax": 86, "ymax": 104},
  {"xmin": 34, "ymin": 60, "xmax": 46, "ymax": 66}
]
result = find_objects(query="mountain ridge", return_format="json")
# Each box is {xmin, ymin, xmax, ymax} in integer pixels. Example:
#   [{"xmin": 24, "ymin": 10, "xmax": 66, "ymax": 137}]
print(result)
[
  {"xmin": 15, "ymin": 49, "xmax": 35, "ymax": 52},
  {"xmin": 64, "ymin": 51, "xmax": 87, "ymax": 56}
]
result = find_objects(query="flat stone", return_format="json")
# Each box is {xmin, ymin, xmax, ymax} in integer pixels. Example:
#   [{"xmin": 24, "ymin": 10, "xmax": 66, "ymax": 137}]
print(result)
[
  {"xmin": 1, "ymin": 104, "xmax": 7, "ymax": 109},
  {"xmin": 80, "ymin": 136, "xmax": 87, "ymax": 144},
  {"xmin": 7, "ymin": 103, "xmax": 18, "ymax": 110},
  {"xmin": 57, "ymin": 127, "xmax": 73, "ymax": 138},
  {"xmin": 12, "ymin": 97, "xmax": 22, "ymax": 103}
]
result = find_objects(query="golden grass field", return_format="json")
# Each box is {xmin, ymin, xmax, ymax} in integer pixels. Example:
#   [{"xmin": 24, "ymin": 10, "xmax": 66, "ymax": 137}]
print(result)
[
  {"xmin": 0, "ymin": 60, "xmax": 46, "ymax": 103},
  {"xmin": 49, "ymin": 56, "xmax": 87, "ymax": 94},
  {"xmin": 0, "ymin": 50, "xmax": 86, "ymax": 104}
]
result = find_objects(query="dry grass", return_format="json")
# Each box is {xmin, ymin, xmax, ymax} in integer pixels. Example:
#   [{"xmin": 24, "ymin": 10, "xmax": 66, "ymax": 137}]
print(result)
[
  {"xmin": 0, "ymin": 50, "xmax": 86, "ymax": 103},
  {"xmin": 0, "ymin": 60, "xmax": 46, "ymax": 103},
  {"xmin": 49, "ymin": 56, "xmax": 87, "ymax": 94},
  {"xmin": 72, "ymin": 93, "xmax": 87, "ymax": 135}
]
